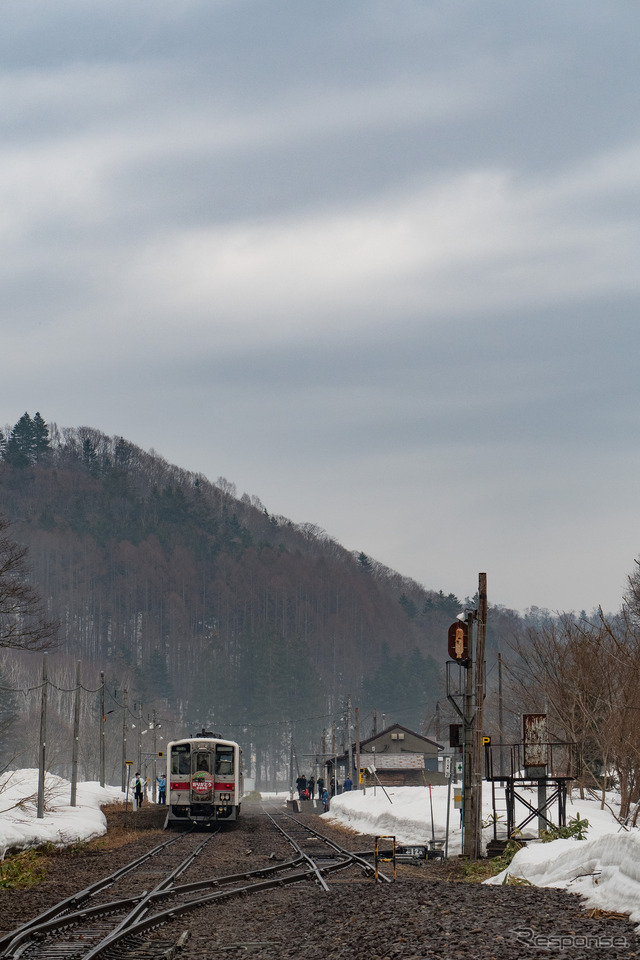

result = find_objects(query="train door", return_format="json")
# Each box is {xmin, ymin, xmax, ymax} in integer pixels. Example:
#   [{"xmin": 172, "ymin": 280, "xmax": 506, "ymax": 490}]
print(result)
[
  {"xmin": 191, "ymin": 747, "xmax": 214, "ymax": 802},
  {"xmin": 214, "ymin": 743, "xmax": 236, "ymax": 812}
]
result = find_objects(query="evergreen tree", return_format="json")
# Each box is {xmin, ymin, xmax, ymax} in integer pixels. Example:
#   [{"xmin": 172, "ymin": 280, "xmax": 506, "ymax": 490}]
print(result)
[
  {"xmin": 3, "ymin": 413, "xmax": 35, "ymax": 467},
  {"xmin": 31, "ymin": 412, "xmax": 50, "ymax": 462},
  {"xmin": 82, "ymin": 437, "xmax": 99, "ymax": 475}
]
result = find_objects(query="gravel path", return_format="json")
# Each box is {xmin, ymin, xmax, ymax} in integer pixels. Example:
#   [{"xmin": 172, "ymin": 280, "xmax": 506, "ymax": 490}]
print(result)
[{"xmin": 0, "ymin": 801, "xmax": 637, "ymax": 959}]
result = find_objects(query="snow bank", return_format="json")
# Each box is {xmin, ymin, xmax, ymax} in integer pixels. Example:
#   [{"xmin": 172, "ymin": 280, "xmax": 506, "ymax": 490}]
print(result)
[
  {"xmin": 324, "ymin": 784, "xmax": 640, "ymax": 926},
  {"xmin": 486, "ymin": 831, "xmax": 640, "ymax": 925},
  {"xmin": 0, "ymin": 769, "xmax": 125, "ymax": 859}
]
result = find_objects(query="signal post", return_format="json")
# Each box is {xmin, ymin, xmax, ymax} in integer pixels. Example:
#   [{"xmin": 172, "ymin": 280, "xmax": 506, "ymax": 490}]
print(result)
[{"xmin": 446, "ymin": 572, "xmax": 487, "ymax": 859}]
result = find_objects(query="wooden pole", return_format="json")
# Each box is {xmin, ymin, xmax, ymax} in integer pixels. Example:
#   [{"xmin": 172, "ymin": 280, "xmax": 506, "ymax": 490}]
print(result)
[
  {"xmin": 71, "ymin": 660, "xmax": 81, "ymax": 806},
  {"xmin": 37, "ymin": 655, "xmax": 48, "ymax": 819},
  {"xmin": 99, "ymin": 672, "xmax": 105, "ymax": 788},
  {"xmin": 355, "ymin": 706, "xmax": 361, "ymax": 790},
  {"xmin": 121, "ymin": 688, "xmax": 128, "ymax": 792},
  {"xmin": 498, "ymin": 653, "xmax": 505, "ymax": 778},
  {"xmin": 472, "ymin": 572, "xmax": 488, "ymax": 858},
  {"xmin": 152, "ymin": 710, "xmax": 158, "ymax": 803},
  {"xmin": 462, "ymin": 612, "xmax": 474, "ymax": 857},
  {"xmin": 347, "ymin": 695, "xmax": 353, "ymax": 782}
]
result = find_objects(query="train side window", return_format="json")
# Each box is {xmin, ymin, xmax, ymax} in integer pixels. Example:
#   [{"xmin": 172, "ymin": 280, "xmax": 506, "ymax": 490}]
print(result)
[
  {"xmin": 171, "ymin": 744, "xmax": 191, "ymax": 775},
  {"xmin": 216, "ymin": 746, "xmax": 234, "ymax": 775}
]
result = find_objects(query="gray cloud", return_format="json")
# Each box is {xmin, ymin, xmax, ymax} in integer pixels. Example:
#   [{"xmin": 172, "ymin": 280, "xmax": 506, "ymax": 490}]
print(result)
[{"xmin": 2, "ymin": 0, "xmax": 640, "ymax": 613}]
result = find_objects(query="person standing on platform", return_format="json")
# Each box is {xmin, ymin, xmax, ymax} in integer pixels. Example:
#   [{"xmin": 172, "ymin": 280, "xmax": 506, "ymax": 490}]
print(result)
[{"xmin": 157, "ymin": 774, "xmax": 166, "ymax": 804}]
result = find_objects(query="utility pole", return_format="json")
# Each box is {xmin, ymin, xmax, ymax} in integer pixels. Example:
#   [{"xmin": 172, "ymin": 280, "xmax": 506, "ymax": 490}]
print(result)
[
  {"xmin": 498, "ymin": 653, "xmax": 505, "ymax": 778},
  {"xmin": 462, "ymin": 609, "xmax": 475, "ymax": 858},
  {"xmin": 99, "ymin": 672, "xmax": 105, "ymax": 788},
  {"xmin": 355, "ymin": 707, "xmax": 361, "ymax": 790},
  {"xmin": 121, "ymin": 688, "xmax": 128, "ymax": 792},
  {"xmin": 289, "ymin": 724, "xmax": 294, "ymax": 797},
  {"xmin": 347, "ymin": 695, "xmax": 353, "ymax": 782},
  {"xmin": 332, "ymin": 722, "xmax": 337, "ymax": 793},
  {"xmin": 453, "ymin": 572, "xmax": 487, "ymax": 860},
  {"xmin": 321, "ymin": 727, "xmax": 327, "ymax": 787},
  {"xmin": 152, "ymin": 710, "xmax": 158, "ymax": 803},
  {"xmin": 71, "ymin": 660, "xmax": 81, "ymax": 807},
  {"xmin": 471, "ymin": 573, "xmax": 487, "ymax": 858},
  {"xmin": 136, "ymin": 702, "xmax": 142, "ymax": 776},
  {"xmin": 37, "ymin": 654, "xmax": 48, "ymax": 820}
]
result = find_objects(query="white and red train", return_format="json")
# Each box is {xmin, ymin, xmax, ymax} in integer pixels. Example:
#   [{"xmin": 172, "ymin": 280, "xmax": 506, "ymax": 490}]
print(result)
[{"xmin": 165, "ymin": 731, "xmax": 243, "ymax": 827}]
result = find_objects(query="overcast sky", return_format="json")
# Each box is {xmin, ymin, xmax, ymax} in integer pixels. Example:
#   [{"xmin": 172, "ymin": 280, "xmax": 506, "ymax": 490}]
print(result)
[{"xmin": 2, "ymin": 0, "xmax": 640, "ymax": 615}]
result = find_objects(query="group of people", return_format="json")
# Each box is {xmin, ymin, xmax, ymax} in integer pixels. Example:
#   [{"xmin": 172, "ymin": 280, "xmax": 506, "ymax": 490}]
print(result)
[
  {"xmin": 296, "ymin": 773, "xmax": 324, "ymax": 800},
  {"xmin": 295, "ymin": 774, "xmax": 330, "ymax": 810},
  {"xmin": 133, "ymin": 772, "xmax": 167, "ymax": 809},
  {"xmin": 295, "ymin": 773, "xmax": 353, "ymax": 811}
]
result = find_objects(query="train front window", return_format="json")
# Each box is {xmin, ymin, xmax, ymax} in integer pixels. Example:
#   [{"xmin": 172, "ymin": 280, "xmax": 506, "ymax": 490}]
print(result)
[
  {"xmin": 215, "ymin": 746, "xmax": 234, "ymax": 775},
  {"xmin": 195, "ymin": 752, "xmax": 211, "ymax": 773},
  {"xmin": 171, "ymin": 744, "xmax": 191, "ymax": 775}
]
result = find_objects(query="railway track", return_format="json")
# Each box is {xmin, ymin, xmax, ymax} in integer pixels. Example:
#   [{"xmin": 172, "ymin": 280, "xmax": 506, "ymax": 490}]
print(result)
[
  {"xmin": 0, "ymin": 809, "xmax": 389, "ymax": 959},
  {"xmin": 266, "ymin": 812, "xmax": 392, "ymax": 888},
  {"xmin": 0, "ymin": 829, "xmax": 218, "ymax": 960}
]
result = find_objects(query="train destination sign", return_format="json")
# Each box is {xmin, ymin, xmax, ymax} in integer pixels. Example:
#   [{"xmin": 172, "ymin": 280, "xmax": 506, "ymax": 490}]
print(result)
[{"xmin": 191, "ymin": 771, "xmax": 214, "ymax": 794}]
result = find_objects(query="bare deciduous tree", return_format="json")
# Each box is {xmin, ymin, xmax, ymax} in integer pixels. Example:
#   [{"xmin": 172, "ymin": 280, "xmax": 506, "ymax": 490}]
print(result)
[
  {"xmin": 507, "ymin": 608, "xmax": 640, "ymax": 820},
  {"xmin": 0, "ymin": 515, "xmax": 59, "ymax": 651}
]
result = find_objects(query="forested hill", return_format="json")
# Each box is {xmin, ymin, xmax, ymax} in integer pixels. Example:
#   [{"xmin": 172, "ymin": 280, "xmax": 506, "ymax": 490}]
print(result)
[{"xmin": 0, "ymin": 413, "xmax": 520, "ymax": 772}]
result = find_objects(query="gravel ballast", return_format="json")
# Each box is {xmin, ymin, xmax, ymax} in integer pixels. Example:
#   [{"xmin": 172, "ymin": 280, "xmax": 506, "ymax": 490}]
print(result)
[{"xmin": 0, "ymin": 801, "xmax": 637, "ymax": 959}]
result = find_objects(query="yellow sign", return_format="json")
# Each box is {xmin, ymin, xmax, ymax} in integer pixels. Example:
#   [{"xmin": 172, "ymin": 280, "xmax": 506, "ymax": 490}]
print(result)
[{"xmin": 482, "ymin": 736, "xmax": 491, "ymax": 746}]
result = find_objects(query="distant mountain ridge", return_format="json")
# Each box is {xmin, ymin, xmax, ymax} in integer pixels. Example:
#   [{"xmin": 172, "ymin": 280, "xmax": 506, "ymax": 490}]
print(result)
[{"xmin": 0, "ymin": 414, "xmax": 517, "ymax": 778}]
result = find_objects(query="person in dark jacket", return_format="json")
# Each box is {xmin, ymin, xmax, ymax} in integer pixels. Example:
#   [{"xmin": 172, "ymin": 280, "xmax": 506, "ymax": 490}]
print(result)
[
  {"xmin": 308, "ymin": 776, "xmax": 315, "ymax": 799},
  {"xmin": 343, "ymin": 775, "xmax": 353, "ymax": 792},
  {"xmin": 134, "ymin": 772, "xmax": 144, "ymax": 809},
  {"xmin": 296, "ymin": 774, "xmax": 307, "ymax": 798},
  {"xmin": 316, "ymin": 777, "xmax": 325, "ymax": 799}
]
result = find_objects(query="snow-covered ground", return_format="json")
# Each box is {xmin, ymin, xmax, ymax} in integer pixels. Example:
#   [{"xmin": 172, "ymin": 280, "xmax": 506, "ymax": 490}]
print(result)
[
  {"xmin": 0, "ymin": 769, "xmax": 125, "ymax": 860},
  {"xmin": 2, "ymin": 771, "xmax": 639, "ymax": 929},
  {"xmin": 324, "ymin": 783, "xmax": 640, "ymax": 926}
]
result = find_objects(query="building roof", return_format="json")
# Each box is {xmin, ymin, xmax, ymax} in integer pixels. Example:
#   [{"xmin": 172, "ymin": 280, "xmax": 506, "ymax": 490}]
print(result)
[
  {"xmin": 359, "ymin": 722, "xmax": 443, "ymax": 751},
  {"xmin": 331, "ymin": 722, "xmax": 443, "ymax": 766}
]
